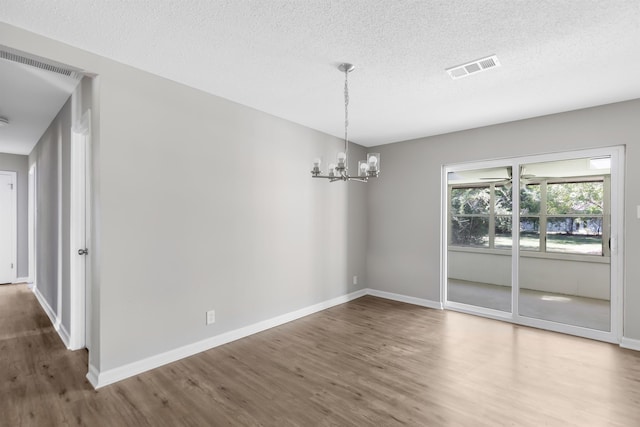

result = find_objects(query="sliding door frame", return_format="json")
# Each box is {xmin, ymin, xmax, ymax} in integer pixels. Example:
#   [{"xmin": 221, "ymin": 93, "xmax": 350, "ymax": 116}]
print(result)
[{"xmin": 441, "ymin": 146, "xmax": 624, "ymax": 344}]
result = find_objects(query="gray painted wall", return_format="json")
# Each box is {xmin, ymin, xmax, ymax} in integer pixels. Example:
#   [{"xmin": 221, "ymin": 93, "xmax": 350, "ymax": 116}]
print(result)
[
  {"xmin": 0, "ymin": 153, "xmax": 28, "ymax": 278},
  {"xmin": 29, "ymin": 95, "xmax": 72, "ymax": 332},
  {"xmin": 97, "ymin": 69, "xmax": 368, "ymax": 370},
  {"xmin": 366, "ymin": 99, "xmax": 640, "ymax": 340}
]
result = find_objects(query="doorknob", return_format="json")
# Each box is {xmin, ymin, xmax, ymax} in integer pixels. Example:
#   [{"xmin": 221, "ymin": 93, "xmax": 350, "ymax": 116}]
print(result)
[{"xmin": 78, "ymin": 248, "xmax": 89, "ymax": 255}]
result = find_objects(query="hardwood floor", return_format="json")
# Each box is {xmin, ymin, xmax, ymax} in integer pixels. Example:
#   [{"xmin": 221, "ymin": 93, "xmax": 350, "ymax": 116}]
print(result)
[{"xmin": 2, "ymin": 283, "xmax": 640, "ymax": 426}]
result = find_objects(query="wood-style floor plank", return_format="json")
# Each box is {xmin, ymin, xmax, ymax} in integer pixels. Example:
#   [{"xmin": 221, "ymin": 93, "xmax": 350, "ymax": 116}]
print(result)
[{"xmin": 2, "ymin": 283, "xmax": 640, "ymax": 426}]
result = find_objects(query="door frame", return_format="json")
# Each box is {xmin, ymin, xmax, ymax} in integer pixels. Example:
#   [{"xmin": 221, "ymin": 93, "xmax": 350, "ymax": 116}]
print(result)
[
  {"xmin": 28, "ymin": 164, "xmax": 36, "ymax": 287},
  {"xmin": 441, "ymin": 146, "xmax": 624, "ymax": 344},
  {"xmin": 69, "ymin": 110, "xmax": 91, "ymax": 350},
  {"xmin": 0, "ymin": 170, "xmax": 17, "ymax": 284}
]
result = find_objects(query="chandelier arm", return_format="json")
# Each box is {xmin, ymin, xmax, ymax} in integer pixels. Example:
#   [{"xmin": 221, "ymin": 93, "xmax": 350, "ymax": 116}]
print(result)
[{"xmin": 312, "ymin": 174, "xmax": 368, "ymax": 183}]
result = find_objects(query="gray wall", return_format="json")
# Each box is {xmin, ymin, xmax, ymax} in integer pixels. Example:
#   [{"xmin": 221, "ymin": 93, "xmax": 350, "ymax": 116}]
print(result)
[
  {"xmin": 98, "ymin": 69, "xmax": 368, "ymax": 370},
  {"xmin": 0, "ymin": 153, "xmax": 28, "ymax": 278},
  {"xmin": 0, "ymin": 23, "xmax": 368, "ymax": 373},
  {"xmin": 29, "ymin": 95, "xmax": 72, "ymax": 332},
  {"xmin": 366, "ymin": 99, "xmax": 640, "ymax": 340}
]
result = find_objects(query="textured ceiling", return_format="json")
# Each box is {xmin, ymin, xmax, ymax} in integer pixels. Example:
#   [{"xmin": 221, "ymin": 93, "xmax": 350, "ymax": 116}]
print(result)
[{"xmin": 1, "ymin": 1, "xmax": 640, "ymax": 148}]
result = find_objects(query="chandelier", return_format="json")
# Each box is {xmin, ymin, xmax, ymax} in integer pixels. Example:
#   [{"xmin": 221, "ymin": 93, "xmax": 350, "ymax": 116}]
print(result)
[{"xmin": 311, "ymin": 63, "xmax": 380, "ymax": 182}]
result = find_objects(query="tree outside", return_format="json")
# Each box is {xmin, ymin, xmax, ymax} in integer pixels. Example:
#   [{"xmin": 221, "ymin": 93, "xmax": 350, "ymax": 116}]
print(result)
[{"xmin": 451, "ymin": 180, "xmax": 604, "ymax": 254}]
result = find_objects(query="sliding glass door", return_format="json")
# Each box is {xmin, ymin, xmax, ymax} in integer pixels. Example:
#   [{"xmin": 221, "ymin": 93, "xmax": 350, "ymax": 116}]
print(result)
[
  {"xmin": 447, "ymin": 165, "xmax": 513, "ymax": 314},
  {"xmin": 517, "ymin": 157, "xmax": 611, "ymax": 332},
  {"xmin": 443, "ymin": 148, "xmax": 622, "ymax": 342}
]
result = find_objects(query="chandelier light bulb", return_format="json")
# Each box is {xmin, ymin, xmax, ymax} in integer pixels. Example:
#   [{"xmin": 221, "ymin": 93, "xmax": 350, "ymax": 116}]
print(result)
[
  {"xmin": 368, "ymin": 155, "xmax": 378, "ymax": 166},
  {"xmin": 359, "ymin": 161, "xmax": 369, "ymax": 177},
  {"xmin": 313, "ymin": 158, "xmax": 321, "ymax": 167}
]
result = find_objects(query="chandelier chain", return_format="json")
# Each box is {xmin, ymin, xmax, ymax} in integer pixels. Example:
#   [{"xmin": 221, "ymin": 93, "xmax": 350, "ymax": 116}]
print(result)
[{"xmin": 344, "ymin": 69, "xmax": 349, "ymax": 157}]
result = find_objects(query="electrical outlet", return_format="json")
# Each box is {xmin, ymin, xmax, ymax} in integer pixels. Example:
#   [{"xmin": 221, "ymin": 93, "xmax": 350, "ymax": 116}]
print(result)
[
  {"xmin": 353, "ymin": 275, "xmax": 358, "ymax": 285},
  {"xmin": 206, "ymin": 309, "xmax": 215, "ymax": 325}
]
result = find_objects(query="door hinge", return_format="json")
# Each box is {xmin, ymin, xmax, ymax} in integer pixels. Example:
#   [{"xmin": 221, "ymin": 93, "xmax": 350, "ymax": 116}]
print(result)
[
  {"xmin": 11, "ymin": 263, "xmax": 14, "ymax": 269},
  {"xmin": 9, "ymin": 183, "xmax": 13, "ymax": 190}
]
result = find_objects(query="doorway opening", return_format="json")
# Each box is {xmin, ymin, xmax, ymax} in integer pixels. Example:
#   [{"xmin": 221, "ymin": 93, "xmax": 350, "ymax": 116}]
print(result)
[
  {"xmin": 0, "ymin": 170, "xmax": 17, "ymax": 284},
  {"xmin": 0, "ymin": 45, "xmax": 95, "ymax": 360}
]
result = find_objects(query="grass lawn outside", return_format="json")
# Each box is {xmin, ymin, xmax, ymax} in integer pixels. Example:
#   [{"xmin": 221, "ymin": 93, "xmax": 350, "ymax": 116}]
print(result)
[{"xmin": 494, "ymin": 233, "xmax": 603, "ymax": 255}]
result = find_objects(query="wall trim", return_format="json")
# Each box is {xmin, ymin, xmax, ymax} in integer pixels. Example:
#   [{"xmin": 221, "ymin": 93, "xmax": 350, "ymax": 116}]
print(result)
[
  {"xmin": 367, "ymin": 289, "xmax": 444, "ymax": 310},
  {"xmin": 620, "ymin": 337, "xmax": 640, "ymax": 352},
  {"xmin": 59, "ymin": 323, "xmax": 71, "ymax": 349},
  {"xmin": 86, "ymin": 364, "xmax": 99, "ymax": 389},
  {"xmin": 89, "ymin": 288, "xmax": 368, "ymax": 389},
  {"xmin": 32, "ymin": 285, "xmax": 69, "ymax": 348},
  {"xmin": 33, "ymin": 286, "xmax": 57, "ymax": 328},
  {"xmin": 14, "ymin": 277, "xmax": 29, "ymax": 284}
]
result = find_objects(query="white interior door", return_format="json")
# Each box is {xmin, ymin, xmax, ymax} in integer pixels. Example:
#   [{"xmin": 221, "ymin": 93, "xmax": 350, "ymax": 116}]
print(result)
[{"xmin": 0, "ymin": 171, "xmax": 17, "ymax": 284}]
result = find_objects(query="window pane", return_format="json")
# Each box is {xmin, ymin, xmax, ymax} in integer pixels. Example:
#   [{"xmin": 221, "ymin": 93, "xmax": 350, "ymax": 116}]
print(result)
[
  {"xmin": 520, "ymin": 183, "xmax": 540, "ymax": 215},
  {"xmin": 451, "ymin": 187, "xmax": 490, "ymax": 215},
  {"xmin": 495, "ymin": 216, "xmax": 512, "ymax": 248},
  {"xmin": 546, "ymin": 217, "xmax": 603, "ymax": 255},
  {"xmin": 495, "ymin": 185, "xmax": 512, "ymax": 214},
  {"xmin": 520, "ymin": 218, "xmax": 540, "ymax": 251},
  {"xmin": 451, "ymin": 216, "xmax": 489, "ymax": 247},
  {"xmin": 547, "ymin": 181, "xmax": 603, "ymax": 215}
]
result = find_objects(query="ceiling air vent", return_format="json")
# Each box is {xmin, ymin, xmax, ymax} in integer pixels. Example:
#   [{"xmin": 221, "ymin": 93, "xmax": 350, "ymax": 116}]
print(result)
[
  {"xmin": 446, "ymin": 54, "xmax": 500, "ymax": 80},
  {"xmin": 0, "ymin": 45, "xmax": 84, "ymax": 81}
]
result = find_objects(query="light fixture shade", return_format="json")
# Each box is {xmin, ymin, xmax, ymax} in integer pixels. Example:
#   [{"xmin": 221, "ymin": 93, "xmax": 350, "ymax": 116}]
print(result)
[
  {"xmin": 311, "ymin": 158, "xmax": 322, "ymax": 175},
  {"xmin": 367, "ymin": 153, "xmax": 380, "ymax": 174},
  {"xmin": 358, "ymin": 160, "xmax": 368, "ymax": 177}
]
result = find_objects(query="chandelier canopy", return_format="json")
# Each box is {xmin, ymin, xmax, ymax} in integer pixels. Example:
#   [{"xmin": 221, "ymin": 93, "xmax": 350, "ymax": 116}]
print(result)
[{"xmin": 311, "ymin": 63, "xmax": 380, "ymax": 182}]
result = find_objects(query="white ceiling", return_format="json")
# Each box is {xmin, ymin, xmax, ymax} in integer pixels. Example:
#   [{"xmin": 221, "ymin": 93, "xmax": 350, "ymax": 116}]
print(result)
[
  {"xmin": 1, "ymin": 0, "xmax": 639, "ymax": 150},
  {"xmin": 0, "ymin": 58, "xmax": 80, "ymax": 155}
]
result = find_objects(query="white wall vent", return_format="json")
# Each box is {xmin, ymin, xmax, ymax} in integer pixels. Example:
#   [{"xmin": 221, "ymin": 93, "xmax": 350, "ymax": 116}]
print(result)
[
  {"xmin": 0, "ymin": 45, "xmax": 84, "ymax": 81},
  {"xmin": 446, "ymin": 55, "xmax": 500, "ymax": 80}
]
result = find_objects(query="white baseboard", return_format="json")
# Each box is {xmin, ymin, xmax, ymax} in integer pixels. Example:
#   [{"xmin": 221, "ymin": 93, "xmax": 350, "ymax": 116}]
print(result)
[
  {"xmin": 90, "ymin": 288, "xmax": 368, "ymax": 389},
  {"xmin": 33, "ymin": 286, "xmax": 58, "ymax": 329},
  {"xmin": 367, "ymin": 289, "xmax": 443, "ymax": 310},
  {"xmin": 620, "ymin": 337, "xmax": 640, "ymax": 351},
  {"xmin": 32, "ymin": 286, "xmax": 70, "ymax": 348},
  {"xmin": 59, "ymin": 323, "xmax": 71, "ymax": 349},
  {"xmin": 13, "ymin": 277, "xmax": 29, "ymax": 284},
  {"xmin": 86, "ymin": 364, "xmax": 100, "ymax": 389},
  {"xmin": 89, "ymin": 287, "xmax": 444, "ymax": 389}
]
